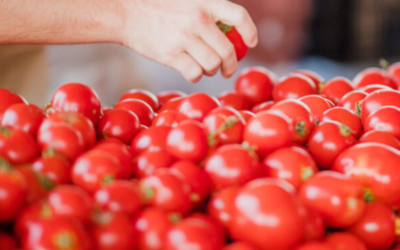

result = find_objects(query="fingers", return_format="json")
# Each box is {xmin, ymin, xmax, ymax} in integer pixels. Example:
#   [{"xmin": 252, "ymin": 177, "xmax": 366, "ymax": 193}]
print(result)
[
  {"xmin": 210, "ymin": 0, "xmax": 258, "ymax": 48},
  {"xmin": 169, "ymin": 52, "xmax": 203, "ymax": 83},
  {"xmin": 185, "ymin": 37, "xmax": 221, "ymax": 77}
]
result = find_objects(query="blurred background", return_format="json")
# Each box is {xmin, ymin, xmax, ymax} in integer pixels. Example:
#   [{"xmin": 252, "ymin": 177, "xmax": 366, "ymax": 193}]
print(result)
[{"xmin": 1, "ymin": 0, "xmax": 400, "ymax": 106}]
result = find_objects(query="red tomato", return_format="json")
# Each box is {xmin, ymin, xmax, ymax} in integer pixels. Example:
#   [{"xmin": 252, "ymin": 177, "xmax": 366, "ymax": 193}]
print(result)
[
  {"xmin": 325, "ymin": 232, "xmax": 367, "ymax": 250},
  {"xmin": 218, "ymin": 23, "xmax": 248, "ymax": 61},
  {"xmin": 115, "ymin": 99, "xmax": 154, "ymax": 127},
  {"xmin": 243, "ymin": 110, "xmax": 294, "ymax": 156},
  {"xmin": 302, "ymin": 207, "xmax": 326, "ymax": 241},
  {"xmin": 217, "ymin": 91, "xmax": 251, "ymax": 111},
  {"xmin": 332, "ymin": 143, "xmax": 400, "ymax": 205},
  {"xmin": 131, "ymin": 126, "xmax": 171, "ymax": 156},
  {"xmin": 0, "ymin": 162, "xmax": 27, "ymax": 222},
  {"xmin": 251, "ymin": 100, "xmax": 275, "ymax": 114},
  {"xmin": 0, "ymin": 233, "xmax": 18, "ymax": 250},
  {"xmin": 166, "ymin": 120, "xmax": 208, "ymax": 162},
  {"xmin": 0, "ymin": 88, "xmax": 27, "ymax": 121},
  {"xmin": 223, "ymin": 242, "xmax": 258, "ymax": 250},
  {"xmin": 157, "ymin": 96, "xmax": 185, "ymax": 113},
  {"xmin": 132, "ymin": 148, "xmax": 174, "ymax": 178},
  {"xmin": 353, "ymin": 67, "xmax": 397, "ymax": 89},
  {"xmin": 337, "ymin": 90, "xmax": 368, "ymax": 114},
  {"xmin": 152, "ymin": 110, "xmax": 178, "ymax": 127},
  {"xmin": 299, "ymin": 171, "xmax": 365, "ymax": 228},
  {"xmin": 320, "ymin": 77, "xmax": 354, "ymax": 104},
  {"xmin": 32, "ymin": 154, "xmax": 71, "ymax": 185},
  {"xmin": 359, "ymin": 130, "xmax": 400, "ymax": 150},
  {"xmin": 71, "ymin": 150, "xmax": 122, "ymax": 193},
  {"xmin": 387, "ymin": 62, "xmax": 400, "ymax": 88},
  {"xmin": 320, "ymin": 107, "xmax": 362, "ymax": 138},
  {"xmin": 235, "ymin": 67, "xmax": 277, "ymax": 106},
  {"xmin": 176, "ymin": 93, "xmax": 220, "ymax": 122},
  {"xmin": 348, "ymin": 203, "xmax": 396, "ymax": 250},
  {"xmin": 230, "ymin": 178, "xmax": 305, "ymax": 250},
  {"xmin": 1, "ymin": 103, "xmax": 46, "ymax": 137},
  {"xmin": 270, "ymin": 99, "xmax": 314, "ymax": 144},
  {"xmin": 272, "ymin": 73, "xmax": 317, "ymax": 102},
  {"xmin": 47, "ymin": 185, "xmax": 93, "ymax": 223},
  {"xmin": 0, "ymin": 127, "xmax": 39, "ymax": 164},
  {"xmin": 359, "ymin": 89, "xmax": 400, "ymax": 123},
  {"xmin": 91, "ymin": 211, "xmax": 136, "ymax": 250},
  {"xmin": 364, "ymin": 106, "xmax": 400, "ymax": 140},
  {"xmin": 50, "ymin": 82, "xmax": 102, "ymax": 125},
  {"xmin": 308, "ymin": 121, "xmax": 357, "ymax": 168},
  {"xmin": 263, "ymin": 146, "xmax": 318, "ymax": 190},
  {"xmin": 119, "ymin": 89, "xmax": 159, "ymax": 111},
  {"xmin": 298, "ymin": 95, "xmax": 333, "ymax": 124},
  {"xmin": 359, "ymin": 84, "xmax": 392, "ymax": 94},
  {"xmin": 294, "ymin": 69, "xmax": 325, "ymax": 89},
  {"xmin": 203, "ymin": 106, "xmax": 246, "ymax": 146},
  {"xmin": 294, "ymin": 242, "xmax": 333, "ymax": 250},
  {"xmin": 138, "ymin": 169, "xmax": 192, "ymax": 214},
  {"xmin": 239, "ymin": 110, "xmax": 255, "ymax": 123},
  {"xmin": 206, "ymin": 185, "xmax": 239, "ymax": 229},
  {"xmin": 156, "ymin": 90, "xmax": 187, "ymax": 108}
]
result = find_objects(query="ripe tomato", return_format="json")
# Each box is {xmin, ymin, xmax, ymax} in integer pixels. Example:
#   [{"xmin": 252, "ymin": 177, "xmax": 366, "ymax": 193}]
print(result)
[
  {"xmin": 131, "ymin": 126, "xmax": 171, "ymax": 155},
  {"xmin": 270, "ymin": 99, "xmax": 314, "ymax": 144},
  {"xmin": 294, "ymin": 242, "xmax": 332, "ymax": 250},
  {"xmin": 359, "ymin": 131, "xmax": 400, "ymax": 150},
  {"xmin": 320, "ymin": 107, "xmax": 362, "ymax": 138},
  {"xmin": 272, "ymin": 73, "xmax": 317, "ymax": 102},
  {"xmin": 32, "ymin": 154, "xmax": 71, "ymax": 185},
  {"xmin": 353, "ymin": 67, "xmax": 397, "ymax": 89},
  {"xmin": 50, "ymin": 82, "xmax": 102, "ymax": 125},
  {"xmin": 302, "ymin": 207, "xmax": 326, "ymax": 241},
  {"xmin": 218, "ymin": 22, "xmax": 248, "ymax": 61},
  {"xmin": 359, "ymin": 89, "xmax": 400, "ymax": 123},
  {"xmin": 387, "ymin": 62, "xmax": 400, "ymax": 88},
  {"xmin": 1, "ymin": 103, "xmax": 46, "ymax": 137},
  {"xmin": 239, "ymin": 110, "xmax": 255, "ymax": 123},
  {"xmin": 298, "ymin": 95, "xmax": 334, "ymax": 124},
  {"xmin": 294, "ymin": 69, "xmax": 325, "ymax": 89},
  {"xmin": 359, "ymin": 84, "xmax": 392, "ymax": 94},
  {"xmin": 0, "ymin": 88, "xmax": 27, "ymax": 121},
  {"xmin": 320, "ymin": 77, "xmax": 354, "ymax": 104},
  {"xmin": 115, "ymin": 99, "xmax": 154, "ymax": 127},
  {"xmin": 119, "ymin": 89, "xmax": 159, "ymax": 111},
  {"xmin": 176, "ymin": 93, "xmax": 220, "ymax": 122},
  {"xmin": 332, "ymin": 143, "xmax": 400, "ymax": 205},
  {"xmin": 364, "ymin": 106, "xmax": 400, "ymax": 140},
  {"xmin": 157, "ymin": 96, "xmax": 185, "ymax": 113},
  {"xmin": 217, "ymin": 91, "xmax": 251, "ymax": 111},
  {"xmin": 263, "ymin": 146, "xmax": 318, "ymax": 190},
  {"xmin": 152, "ymin": 110, "xmax": 178, "ymax": 127},
  {"xmin": 325, "ymin": 232, "xmax": 368, "ymax": 250},
  {"xmin": 0, "ymin": 127, "xmax": 39, "ymax": 164},
  {"xmin": 97, "ymin": 108, "xmax": 140, "ymax": 144},
  {"xmin": 337, "ymin": 90, "xmax": 368, "ymax": 114},
  {"xmin": 299, "ymin": 171, "xmax": 365, "ymax": 228},
  {"xmin": 166, "ymin": 120, "xmax": 208, "ymax": 162},
  {"xmin": 132, "ymin": 148, "xmax": 174, "ymax": 178},
  {"xmin": 243, "ymin": 110, "xmax": 294, "ymax": 156},
  {"xmin": 230, "ymin": 178, "xmax": 305, "ymax": 250},
  {"xmin": 235, "ymin": 67, "xmax": 277, "ymax": 106},
  {"xmin": 308, "ymin": 121, "xmax": 357, "ymax": 168},
  {"xmin": 223, "ymin": 242, "xmax": 258, "ymax": 250},
  {"xmin": 0, "ymin": 233, "xmax": 17, "ymax": 250},
  {"xmin": 251, "ymin": 100, "xmax": 274, "ymax": 114},
  {"xmin": 156, "ymin": 90, "xmax": 187, "ymax": 108},
  {"xmin": 205, "ymin": 144, "xmax": 261, "ymax": 190},
  {"xmin": 207, "ymin": 185, "xmax": 239, "ymax": 229},
  {"xmin": 348, "ymin": 203, "xmax": 396, "ymax": 250}
]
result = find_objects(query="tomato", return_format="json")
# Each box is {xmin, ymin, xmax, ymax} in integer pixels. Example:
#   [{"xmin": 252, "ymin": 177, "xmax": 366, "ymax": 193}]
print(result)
[
  {"xmin": 332, "ymin": 143, "xmax": 400, "ymax": 205},
  {"xmin": 152, "ymin": 110, "xmax": 178, "ymax": 127},
  {"xmin": 217, "ymin": 91, "xmax": 251, "ymax": 111},
  {"xmin": 0, "ymin": 88, "xmax": 27, "ymax": 121},
  {"xmin": 170, "ymin": 160, "xmax": 212, "ymax": 205},
  {"xmin": 94, "ymin": 180, "xmax": 141, "ymax": 217},
  {"xmin": 364, "ymin": 106, "xmax": 400, "ymax": 140},
  {"xmin": 119, "ymin": 89, "xmax": 159, "ymax": 111},
  {"xmin": 320, "ymin": 77, "xmax": 354, "ymax": 104},
  {"xmin": 308, "ymin": 121, "xmax": 357, "ymax": 168},
  {"xmin": 0, "ymin": 233, "xmax": 18, "ymax": 250},
  {"xmin": 387, "ymin": 62, "xmax": 400, "ymax": 88},
  {"xmin": 132, "ymin": 148, "xmax": 175, "ymax": 178},
  {"xmin": 91, "ymin": 211, "xmax": 136, "ymax": 250},
  {"xmin": 243, "ymin": 110, "xmax": 293, "ymax": 156},
  {"xmin": 157, "ymin": 96, "xmax": 185, "ymax": 113},
  {"xmin": 272, "ymin": 73, "xmax": 317, "ymax": 102},
  {"xmin": 206, "ymin": 185, "xmax": 239, "ymax": 229},
  {"xmin": 133, "ymin": 208, "xmax": 176, "ymax": 250},
  {"xmin": 230, "ymin": 178, "xmax": 305, "ymax": 250},
  {"xmin": 217, "ymin": 22, "xmax": 248, "ymax": 61},
  {"xmin": 263, "ymin": 146, "xmax": 318, "ymax": 190},
  {"xmin": 359, "ymin": 131, "xmax": 400, "ymax": 150},
  {"xmin": 337, "ymin": 90, "xmax": 368, "ymax": 114},
  {"xmin": 294, "ymin": 69, "xmax": 325, "ymax": 89},
  {"xmin": 166, "ymin": 120, "xmax": 208, "ymax": 162},
  {"xmin": 176, "ymin": 93, "xmax": 220, "ymax": 122},
  {"xmin": 0, "ymin": 160, "xmax": 27, "ymax": 222},
  {"xmin": 353, "ymin": 67, "xmax": 397, "ymax": 89},
  {"xmin": 251, "ymin": 100, "xmax": 274, "ymax": 114},
  {"xmin": 320, "ymin": 107, "xmax": 362, "ymax": 138},
  {"xmin": 348, "ymin": 203, "xmax": 396, "ymax": 250},
  {"xmin": 1, "ymin": 103, "xmax": 46, "ymax": 137},
  {"xmin": 359, "ymin": 84, "xmax": 392, "ymax": 94},
  {"xmin": 298, "ymin": 95, "xmax": 333, "ymax": 124},
  {"xmin": 204, "ymin": 144, "xmax": 261, "ymax": 190},
  {"xmin": 156, "ymin": 90, "xmax": 187, "ymax": 108},
  {"xmin": 223, "ymin": 242, "xmax": 258, "ymax": 250},
  {"xmin": 239, "ymin": 110, "xmax": 255, "ymax": 123},
  {"xmin": 131, "ymin": 126, "xmax": 171, "ymax": 156},
  {"xmin": 270, "ymin": 99, "xmax": 314, "ymax": 144},
  {"xmin": 359, "ymin": 90, "xmax": 400, "ymax": 123},
  {"xmin": 38, "ymin": 122, "xmax": 85, "ymax": 161},
  {"xmin": 138, "ymin": 169, "xmax": 192, "ymax": 214},
  {"xmin": 115, "ymin": 99, "xmax": 154, "ymax": 127},
  {"xmin": 325, "ymin": 232, "xmax": 367, "ymax": 250},
  {"xmin": 302, "ymin": 207, "xmax": 326, "ymax": 241},
  {"xmin": 235, "ymin": 67, "xmax": 277, "ymax": 106},
  {"xmin": 294, "ymin": 242, "xmax": 332, "ymax": 250},
  {"xmin": 203, "ymin": 107, "xmax": 245, "ymax": 146},
  {"xmin": 71, "ymin": 150, "xmax": 122, "ymax": 193},
  {"xmin": 50, "ymin": 82, "xmax": 102, "ymax": 125},
  {"xmin": 299, "ymin": 171, "xmax": 365, "ymax": 228},
  {"xmin": 47, "ymin": 185, "xmax": 93, "ymax": 223},
  {"xmin": 0, "ymin": 127, "xmax": 40, "ymax": 164},
  {"xmin": 32, "ymin": 154, "xmax": 71, "ymax": 185}
]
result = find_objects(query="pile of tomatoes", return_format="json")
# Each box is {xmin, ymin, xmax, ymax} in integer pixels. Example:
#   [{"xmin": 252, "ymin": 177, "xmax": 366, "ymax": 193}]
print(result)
[{"xmin": 1, "ymin": 62, "xmax": 400, "ymax": 250}]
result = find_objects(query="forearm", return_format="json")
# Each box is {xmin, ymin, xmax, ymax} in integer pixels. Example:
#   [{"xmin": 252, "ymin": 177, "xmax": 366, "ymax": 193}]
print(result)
[{"xmin": 0, "ymin": 0, "xmax": 125, "ymax": 45}]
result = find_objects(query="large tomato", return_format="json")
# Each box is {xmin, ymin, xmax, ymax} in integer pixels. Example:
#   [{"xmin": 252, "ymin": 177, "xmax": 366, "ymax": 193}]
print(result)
[
  {"xmin": 131, "ymin": 126, "xmax": 171, "ymax": 155},
  {"xmin": 132, "ymin": 148, "xmax": 174, "ymax": 178}
]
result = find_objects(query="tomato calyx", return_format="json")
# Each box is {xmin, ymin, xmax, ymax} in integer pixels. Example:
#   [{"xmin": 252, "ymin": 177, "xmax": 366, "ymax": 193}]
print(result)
[
  {"xmin": 318, "ymin": 82, "xmax": 327, "ymax": 94},
  {"xmin": 241, "ymin": 141, "xmax": 258, "ymax": 160},
  {"xmin": 39, "ymin": 202, "xmax": 54, "ymax": 219},
  {"xmin": 100, "ymin": 175, "xmax": 115, "ymax": 186},
  {"xmin": 339, "ymin": 124, "xmax": 352, "ymax": 137},
  {"xmin": 363, "ymin": 188, "xmax": 375, "ymax": 203},
  {"xmin": 295, "ymin": 121, "xmax": 307, "ymax": 137},
  {"xmin": 52, "ymin": 230, "xmax": 77, "ymax": 250},
  {"xmin": 190, "ymin": 193, "xmax": 201, "ymax": 203},
  {"xmin": 355, "ymin": 101, "xmax": 363, "ymax": 118},
  {"xmin": 35, "ymin": 170, "xmax": 55, "ymax": 191},
  {"xmin": 207, "ymin": 115, "xmax": 239, "ymax": 146},
  {"xmin": 0, "ymin": 158, "xmax": 13, "ymax": 172},
  {"xmin": 141, "ymin": 186, "xmax": 156, "ymax": 201},
  {"xmin": 217, "ymin": 22, "xmax": 233, "ymax": 34},
  {"xmin": 168, "ymin": 213, "xmax": 182, "ymax": 223},
  {"xmin": 300, "ymin": 166, "xmax": 314, "ymax": 182},
  {"xmin": 0, "ymin": 127, "xmax": 11, "ymax": 137},
  {"xmin": 91, "ymin": 210, "xmax": 113, "ymax": 225},
  {"xmin": 379, "ymin": 58, "xmax": 390, "ymax": 70},
  {"xmin": 395, "ymin": 217, "xmax": 400, "ymax": 236}
]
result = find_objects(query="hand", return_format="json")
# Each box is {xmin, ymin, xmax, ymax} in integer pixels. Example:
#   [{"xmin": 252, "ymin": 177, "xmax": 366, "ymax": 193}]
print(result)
[{"xmin": 121, "ymin": 0, "xmax": 258, "ymax": 83}]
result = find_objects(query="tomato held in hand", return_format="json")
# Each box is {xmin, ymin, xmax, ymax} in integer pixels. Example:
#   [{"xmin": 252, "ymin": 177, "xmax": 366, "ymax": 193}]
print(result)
[
  {"xmin": 176, "ymin": 93, "xmax": 220, "ymax": 122},
  {"xmin": 218, "ymin": 22, "xmax": 248, "ymax": 61},
  {"xmin": 320, "ymin": 107, "xmax": 362, "ymax": 138},
  {"xmin": 217, "ymin": 91, "xmax": 251, "ymax": 111},
  {"xmin": 119, "ymin": 89, "xmax": 159, "ymax": 111},
  {"xmin": 272, "ymin": 73, "xmax": 317, "ymax": 102},
  {"xmin": 320, "ymin": 77, "xmax": 354, "ymax": 104},
  {"xmin": 364, "ymin": 106, "xmax": 400, "ymax": 140},
  {"xmin": 359, "ymin": 131, "xmax": 400, "ymax": 150}
]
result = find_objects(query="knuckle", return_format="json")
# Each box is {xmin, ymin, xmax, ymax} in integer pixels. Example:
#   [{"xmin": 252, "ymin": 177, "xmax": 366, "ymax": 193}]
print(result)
[
  {"xmin": 188, "ymin": 66, "xmax": 203, "ymax": 81},
  {"xmin": 206, "ymin": 56, "xmax": 221, "ymax": 71},
  {"xmin": 221, "ymin": 44, "xmax": 235, "ymax": 59},
  {"xmin": 235, "ymin": 6, "xmax": 248, "ymax": 22}
]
